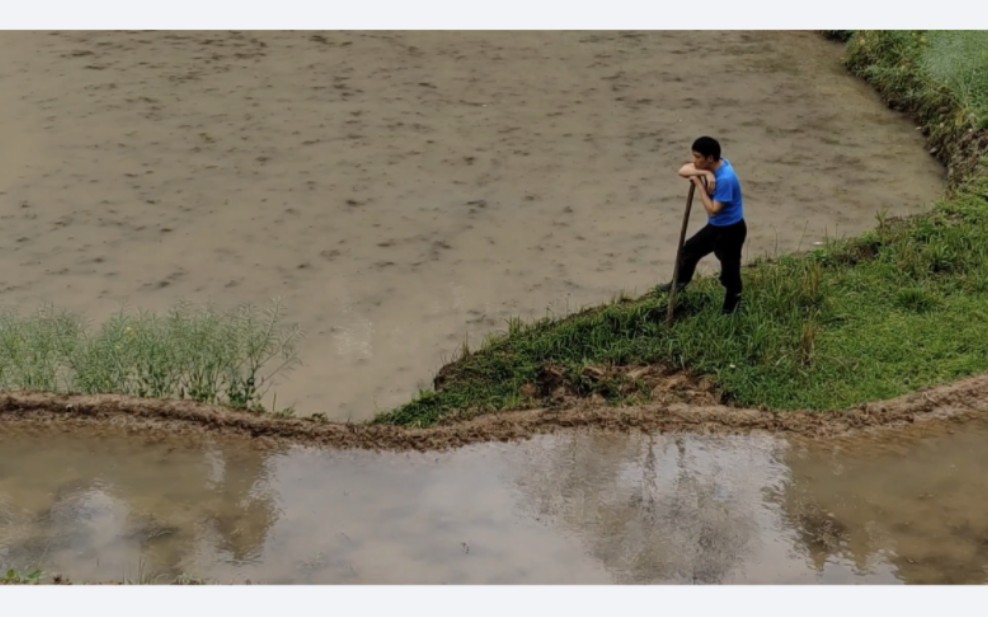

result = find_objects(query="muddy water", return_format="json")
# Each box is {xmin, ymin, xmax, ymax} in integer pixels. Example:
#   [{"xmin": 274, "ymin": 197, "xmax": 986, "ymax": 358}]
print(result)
[
  {"xmin": 3, "ymin": 420, "xmax": 986, "ymax": 584},
  {"xmin": 0, "ymin": 31, "xmax": 945, "ymax": 420}
]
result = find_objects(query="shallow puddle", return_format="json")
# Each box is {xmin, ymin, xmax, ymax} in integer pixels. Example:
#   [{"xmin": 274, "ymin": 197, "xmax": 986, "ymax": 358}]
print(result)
[{"xmin": 3, "ymin": 420, "xmax": 986, "ymax": 584}]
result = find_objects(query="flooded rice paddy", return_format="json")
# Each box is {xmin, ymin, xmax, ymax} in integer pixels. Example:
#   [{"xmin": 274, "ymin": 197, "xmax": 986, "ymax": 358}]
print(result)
[{"xmin": 0, "ymin": 30, "xmax": 945, "ymax": 421}]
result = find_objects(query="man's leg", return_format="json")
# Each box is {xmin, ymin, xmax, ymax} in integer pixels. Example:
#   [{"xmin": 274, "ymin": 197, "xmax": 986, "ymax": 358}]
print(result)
[
  {"xmin": 714, "ymin": 220, "xmax": 747, "ymax": 313},
  {"xmin": 669, "ymin": 224, "xmax": 719, "ymax": 289}
]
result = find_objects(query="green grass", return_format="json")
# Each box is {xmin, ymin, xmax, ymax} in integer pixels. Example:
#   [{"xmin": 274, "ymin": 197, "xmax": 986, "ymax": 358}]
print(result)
[
  {"xmin": 922, "ymin": 31, "xmax": 988, "ymax": 129},
  {"xmin": 846, "ymin": 31, "xmax": 988, "ymax": 183},
  {"xmin": 846, "ymin": 30, "xmax": 988, "ymax": 129},
  {"xmin": 376, "ymin": 32, "xmax": 988, "ymax": 428},
  {"xmin": 1, "ymin": 568, "xmax": 45, "ymax": 585},
  {"xmin": 0, "ymin": 567, "xmax": 207, "ymax": 585},
  {"xmin": 0, "ymin": 300, "xmax": 301, "ymax": 412}
]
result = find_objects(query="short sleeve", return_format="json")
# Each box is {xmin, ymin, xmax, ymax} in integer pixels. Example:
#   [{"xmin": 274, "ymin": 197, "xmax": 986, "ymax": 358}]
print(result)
[{"xmin": 713, "ymin": 178, "xmax": 734, "ymax": 205}]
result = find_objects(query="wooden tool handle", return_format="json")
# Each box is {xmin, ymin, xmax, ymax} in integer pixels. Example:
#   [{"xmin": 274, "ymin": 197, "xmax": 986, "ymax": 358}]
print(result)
[{"xmin": 666, "ymin": 182, "xmax": 696, "ymax": 326}]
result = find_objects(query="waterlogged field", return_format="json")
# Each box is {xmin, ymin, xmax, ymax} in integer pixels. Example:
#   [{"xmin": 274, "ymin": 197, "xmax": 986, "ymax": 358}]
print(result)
[{"xmin": 0, "ymin": 31, "xmax": 944, "ymax": 420}]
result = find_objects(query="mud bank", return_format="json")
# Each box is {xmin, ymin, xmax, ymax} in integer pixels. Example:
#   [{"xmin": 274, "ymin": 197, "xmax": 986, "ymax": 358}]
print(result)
[{"xmin": 2, "ymin": 373, "xmax": 987, "ymax": 451}]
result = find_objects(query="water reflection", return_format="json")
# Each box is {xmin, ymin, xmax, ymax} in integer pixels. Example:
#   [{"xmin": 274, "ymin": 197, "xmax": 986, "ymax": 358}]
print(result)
[
  {"xmin": 205, "ymin": 447, "xmax": 278, "ymax": 565},
  {"xmin": 775, "ymin": 421, "xmax": 988, "ymax": 584},
  {"xmin": 0, "ymin": 426, "xmax": 279, "ymax": 582},
  {"xmin": 3, "ymin": 421, "xmax": 988, "ymax": 583},
  {"xmin": 513, "ymin": 432, "xmax": 767, "ymax": 583}
]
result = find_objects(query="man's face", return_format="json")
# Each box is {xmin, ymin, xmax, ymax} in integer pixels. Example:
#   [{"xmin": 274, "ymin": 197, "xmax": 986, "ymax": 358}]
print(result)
[{"xmin": 692, "ymin": 151, "xmax": 715, "ymax": 171}]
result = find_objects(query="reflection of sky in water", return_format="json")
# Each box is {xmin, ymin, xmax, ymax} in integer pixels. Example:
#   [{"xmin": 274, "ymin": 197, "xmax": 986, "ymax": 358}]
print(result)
[
  {"xmin": 12, "ymin": 422, "xmax": 974, "ymax": 584},
  {"xmin": 235, "ymin": 448, "xmax": 611, "ymax": 584}
]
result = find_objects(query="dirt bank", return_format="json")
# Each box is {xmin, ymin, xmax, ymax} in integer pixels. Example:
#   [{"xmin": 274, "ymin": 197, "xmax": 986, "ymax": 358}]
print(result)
[{"xmin": 2, "ymin": 372, "xmax": 986, "ymax": 451}]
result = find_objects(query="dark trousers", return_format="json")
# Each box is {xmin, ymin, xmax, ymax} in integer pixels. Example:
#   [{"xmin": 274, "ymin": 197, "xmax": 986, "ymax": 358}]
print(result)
[{"xmin": 676, "ymin": 219, "xmax": 747, "ymax": 297}]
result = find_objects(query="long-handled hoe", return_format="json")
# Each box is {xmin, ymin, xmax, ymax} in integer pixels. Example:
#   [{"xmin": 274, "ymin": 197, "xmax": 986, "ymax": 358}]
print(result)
[{"xmin": 665, "ymin": 182, "xmax": 696, "ymax": 326}]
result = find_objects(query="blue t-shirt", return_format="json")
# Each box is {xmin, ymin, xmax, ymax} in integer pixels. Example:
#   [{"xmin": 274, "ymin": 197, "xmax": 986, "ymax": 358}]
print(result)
[{"xmin": 708, "ymin": 158, "xmax": 744, "ymax": 227}]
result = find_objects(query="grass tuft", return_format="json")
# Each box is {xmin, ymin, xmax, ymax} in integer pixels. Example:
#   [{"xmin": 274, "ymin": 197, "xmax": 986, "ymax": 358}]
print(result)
[{"xmin": 0, "ymin": 300, "xmax": 301, "ymax": 412}]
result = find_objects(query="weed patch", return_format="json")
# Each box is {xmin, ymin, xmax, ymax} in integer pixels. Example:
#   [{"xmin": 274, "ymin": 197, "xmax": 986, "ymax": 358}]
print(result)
[{"xmin": 0, "ymin": 301, "xmax": 301, "ymax": 412}]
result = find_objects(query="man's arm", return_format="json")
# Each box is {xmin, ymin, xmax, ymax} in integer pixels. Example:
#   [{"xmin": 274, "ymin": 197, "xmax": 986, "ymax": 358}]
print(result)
[
  {"xmin": 677, "ymin": 163, "xmax": 716, "ymax": 195},
  {"xmin": 689, "ymin": 176, "xmax": 724, "ymax": 216}
]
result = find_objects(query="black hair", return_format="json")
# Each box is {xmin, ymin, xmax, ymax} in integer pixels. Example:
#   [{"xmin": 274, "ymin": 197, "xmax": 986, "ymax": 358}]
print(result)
[{"xmin": 691, "ymin": 136, "xmax": 721, "ymax": 161}]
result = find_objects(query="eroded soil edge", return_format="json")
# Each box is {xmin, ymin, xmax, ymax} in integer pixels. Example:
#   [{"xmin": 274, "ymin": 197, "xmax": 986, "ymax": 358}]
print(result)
[{"xmin": 2, "ymin": 373, "xmax": 988, "ymax": 451}]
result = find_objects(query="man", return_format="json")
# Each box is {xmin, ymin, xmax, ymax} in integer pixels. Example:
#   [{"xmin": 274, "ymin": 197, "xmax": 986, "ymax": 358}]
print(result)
[{"xmin": 660, "ymin": 136, "xmax": 747, "ymax": 314}]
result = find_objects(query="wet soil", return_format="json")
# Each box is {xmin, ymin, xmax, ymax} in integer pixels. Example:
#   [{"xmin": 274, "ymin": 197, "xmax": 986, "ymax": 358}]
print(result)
[{"xmin": 2, "ymin": 371, "xmax": 987, "ymax": 451}]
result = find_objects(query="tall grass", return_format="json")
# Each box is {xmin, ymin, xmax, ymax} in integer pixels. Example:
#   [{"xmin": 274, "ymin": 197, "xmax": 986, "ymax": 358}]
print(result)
[
  {"xmin": 0, "ymin": 301, "xmax": 301, "ymax": 411},
  {"xmin": 922, "ymin": 31, "xmax": 988, "ymax": 129},
  {"xmin": 846, "ymin": 31, "xmax": 988, "ymax": 183},
  {"xmin": 1, "ymin": 568, "xmax": 45, "ymax": 585}
]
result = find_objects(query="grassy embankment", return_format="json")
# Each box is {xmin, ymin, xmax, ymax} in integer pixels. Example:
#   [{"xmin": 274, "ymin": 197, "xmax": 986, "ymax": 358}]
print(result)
[{"xmin": 376, "ymin": 30, "xmax": 988, "ymax": 427}]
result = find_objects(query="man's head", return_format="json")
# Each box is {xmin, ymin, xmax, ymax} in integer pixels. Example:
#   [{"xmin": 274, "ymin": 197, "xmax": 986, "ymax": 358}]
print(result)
[{"xmin": 691, "ymin": 136, "xmax": 721, "ymax": 170}]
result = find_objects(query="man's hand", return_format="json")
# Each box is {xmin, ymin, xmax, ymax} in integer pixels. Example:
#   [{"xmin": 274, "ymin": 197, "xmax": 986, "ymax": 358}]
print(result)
[
  {"xmin": 691, "ymin": 176, "xmax": 724, "ymax": 217},
  {"xmin": 689, "ymin": 174, "xmax": 716, "ymax": 196}
]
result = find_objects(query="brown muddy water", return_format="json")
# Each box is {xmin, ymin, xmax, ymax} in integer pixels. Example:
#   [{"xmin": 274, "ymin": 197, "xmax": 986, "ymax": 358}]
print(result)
[
  {"xmin": 0, "ymin": 31, "xmax": 945, "ymax": 421},
  {"xmin": 3, "ymin": 419, "xmax": 988, "ymax": 584}
]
